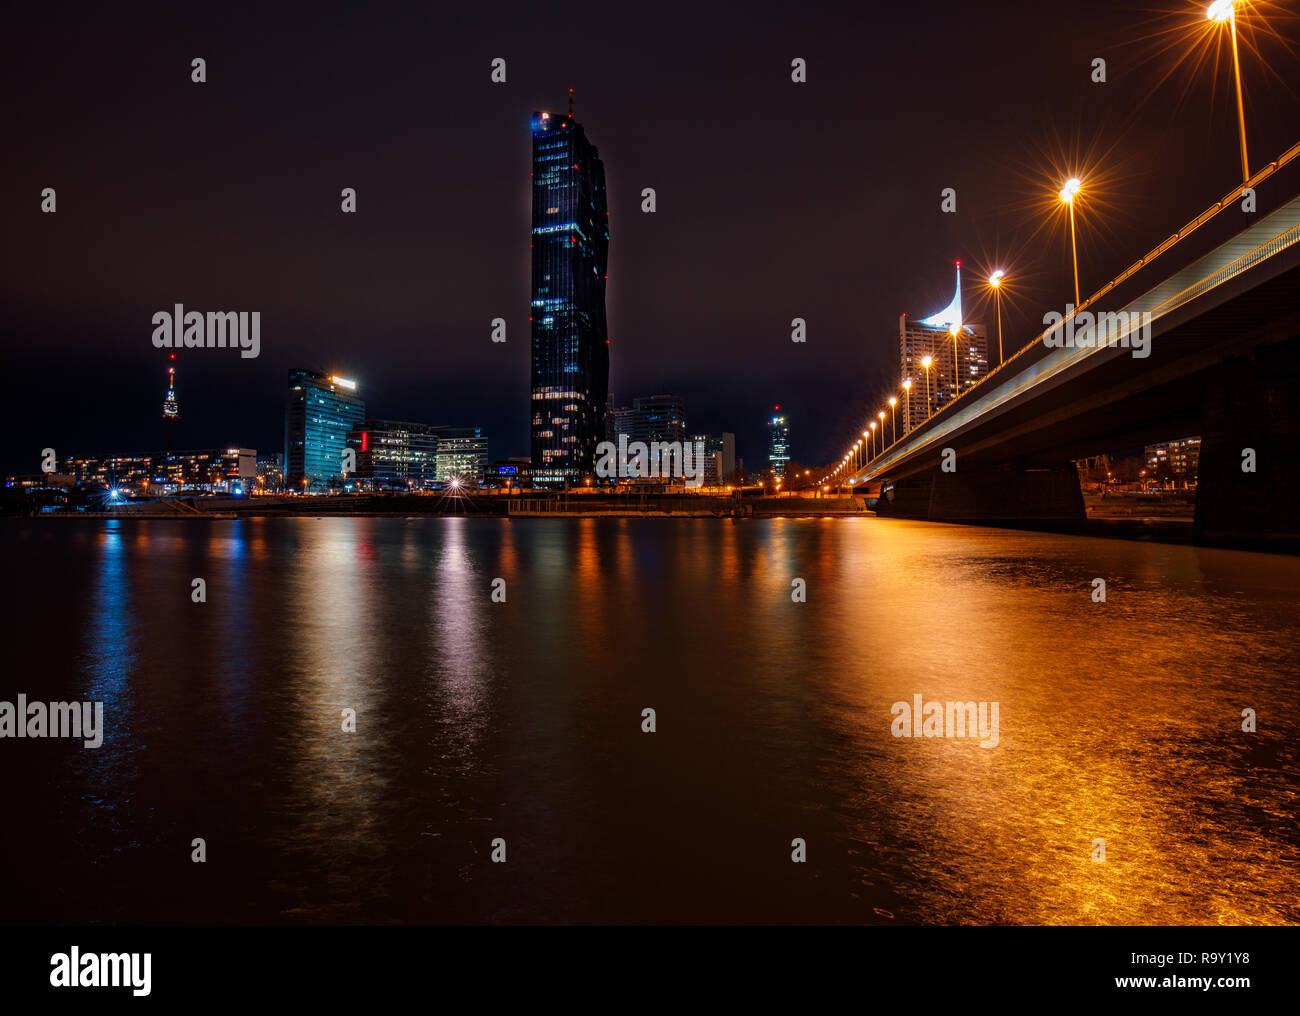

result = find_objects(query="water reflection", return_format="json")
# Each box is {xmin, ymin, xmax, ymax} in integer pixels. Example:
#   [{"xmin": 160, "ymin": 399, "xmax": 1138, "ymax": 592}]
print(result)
[
  {"xmin": 1, "ymin": 515, "xmax": 1296, "ymax": 924},
  {"xmin": 75, "ymin": 521, "xmax": 140, "ymax": 841}
]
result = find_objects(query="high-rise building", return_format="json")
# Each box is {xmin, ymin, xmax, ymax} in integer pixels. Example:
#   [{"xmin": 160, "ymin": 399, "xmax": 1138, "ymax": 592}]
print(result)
[
  {"xmin": 692, "ymin": 432, "xmax": 736, "ymax": 486},
  {"xmin": 285, "ymin": 370, "xmax": 366, "ymax": 493},
  {"xmin": 529, "ymin": 107, "xmax": 610, "ymax": 486},
  {"xmin": 632, "ymin": 395, "xmax": 685, "ymax": 445},
  {"xmin": 608, "ymin": 403, "xmax": 636, "ymax": 446},
  {"xmin": 899, "ymin": 261, "xmax": 989, "ymax": 432},
  {"xmin": 768, "ymin": 411, "xmax": 790, "ymax": 478},
  {"xmin": 608, "ymin": 395, "xmax": 687, "ymax": 446}
]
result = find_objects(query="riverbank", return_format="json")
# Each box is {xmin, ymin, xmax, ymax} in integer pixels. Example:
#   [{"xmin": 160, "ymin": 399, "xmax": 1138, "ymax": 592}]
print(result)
[{"xmin": 20, "ymin": 492, "xmax": 870, "ymax": 519}]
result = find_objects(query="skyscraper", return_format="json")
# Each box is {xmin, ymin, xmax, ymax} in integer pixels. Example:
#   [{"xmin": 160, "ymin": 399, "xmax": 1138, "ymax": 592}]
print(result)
[
  {"xmin": 284, "ymin": 370, "xmax": 366, "ymax": 493},
  {"xmin": 899, "ymin": 261, "xmax": 988, "ymax": 432},
  {"xmin": 768, "ymin": 411, "xmax": 790, "ymax": 478},
  {"xmin": 529, "ymin": 106, "xmax": 610, "ymax": 486}
]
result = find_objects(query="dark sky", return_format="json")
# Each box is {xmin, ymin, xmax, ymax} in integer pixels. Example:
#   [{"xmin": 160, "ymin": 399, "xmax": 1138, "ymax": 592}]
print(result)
[{"xmin": 2, "ymin": 0, "xmax": 1297, "ymax": 473}]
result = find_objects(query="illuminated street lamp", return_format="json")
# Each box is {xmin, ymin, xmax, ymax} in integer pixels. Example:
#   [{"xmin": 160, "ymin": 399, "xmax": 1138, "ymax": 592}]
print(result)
[
  {"xmin": 988, "ymin": 270, "xmax": 1006, "ymax": 365},
  {"xmin": 1208, "ymin": 0, "xmax": 1251, "ymax": 185},
  {"xmin": 869, "ymin": 420, "xmax": 877, "ymax": 457},
  {"xmin": 888, "ymin": 397, "xmax": 897, "ymax": 443},
  {"xmin": 921, "ymin": 356, "xmax": 933, "ymax": 417},
  {"xmin": 949, "ymin": 325, "xmax": 961, "ymax": 399},
  {"xmin": 902, "ymin": 379, "xmax": 913, "ymax": 435},
  {"xmin": 1059, "ymin": 177, "xmax": 1083, "ymax": 308},
  {"xmin": 877, "ymin": 411, "xmax": 886, "ymax": 452}
]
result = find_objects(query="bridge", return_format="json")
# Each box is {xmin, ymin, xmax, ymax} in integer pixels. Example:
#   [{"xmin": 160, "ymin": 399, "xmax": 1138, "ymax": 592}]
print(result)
[{"xmin": 847, "ymin": 141, "xmax": 1300, "ymax": 546}]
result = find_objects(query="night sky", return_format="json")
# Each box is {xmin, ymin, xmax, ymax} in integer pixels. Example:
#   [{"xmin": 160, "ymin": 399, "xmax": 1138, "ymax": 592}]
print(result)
[{"xmin": 2, "ymin": 0, "xmax": 1297, "ymax": 474}]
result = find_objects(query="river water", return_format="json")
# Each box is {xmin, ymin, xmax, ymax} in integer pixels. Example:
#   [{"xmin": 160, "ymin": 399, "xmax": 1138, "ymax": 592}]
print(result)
[{"xmin": 3, "ymin": 516, "xmax": 1297, "ymax": 925}]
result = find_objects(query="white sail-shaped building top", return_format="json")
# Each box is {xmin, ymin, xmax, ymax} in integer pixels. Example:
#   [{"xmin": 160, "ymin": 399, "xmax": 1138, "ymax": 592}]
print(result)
[{"xmin": 918, "ymin": 261, "xmax": 972, "ymax": 332}]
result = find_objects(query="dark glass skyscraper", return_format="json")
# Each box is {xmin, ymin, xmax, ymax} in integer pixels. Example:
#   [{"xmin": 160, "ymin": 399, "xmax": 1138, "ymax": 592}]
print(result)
[{"xmin": 529, "ymin": 108, "xmax": 609, "ymax": 485}]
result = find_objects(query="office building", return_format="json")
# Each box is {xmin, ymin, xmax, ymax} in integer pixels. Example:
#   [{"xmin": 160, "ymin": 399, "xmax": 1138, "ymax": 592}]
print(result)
[
  {"xmin": 285, "ymin": 370, "xmax": 366, "ymax": 493},
  {"xmin": 608, "ymin": 395, "xmax": 687, "ymax": 446},
  {"xmin": 347, "ymin": 420, "xmax": 441, "ymax": 489},
  {"xmin": 529, "ymin": 106, "xmax": 610, "ymax": 485},
  {"xmin": 768, "ymin": 412, "xmax": 790, "ymax": 478},
  {"xmin": 435, "ymin": 428, "xmax": 489, "ymax": 486},
  {"xmin": 693, "ymin": 432, "xmax": 736, "ymax": 486},
  {"xmin": 346, "ymin": 420, "xmax": 490, "ymax": 489}
]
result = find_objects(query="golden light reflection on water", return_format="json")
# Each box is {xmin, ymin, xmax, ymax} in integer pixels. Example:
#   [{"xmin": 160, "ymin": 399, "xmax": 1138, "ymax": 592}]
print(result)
[{"xmin": 774, "ymin": 518, "xmax": 1300, "ymax": 925}]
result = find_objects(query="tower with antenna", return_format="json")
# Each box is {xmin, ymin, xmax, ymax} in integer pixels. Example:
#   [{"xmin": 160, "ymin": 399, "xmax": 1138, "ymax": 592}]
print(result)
[{"xmin": 162, "ymin": 354, "xmax": 179, "ymax": 454}]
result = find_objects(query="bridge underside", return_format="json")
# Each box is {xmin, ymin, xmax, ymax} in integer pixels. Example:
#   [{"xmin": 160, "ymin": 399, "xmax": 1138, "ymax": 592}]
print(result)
[{"xmin": 875, "ymin": 460, "xmax": 1086, "ymax": 525}]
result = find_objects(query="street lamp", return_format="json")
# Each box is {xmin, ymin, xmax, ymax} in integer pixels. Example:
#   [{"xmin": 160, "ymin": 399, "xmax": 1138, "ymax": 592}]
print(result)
[
  {"xmin": 989, "ymin": 270, "xmax": 1006, "ymax": 365},
  {"xmin": 877, "ymin": 411, "xmax": 886, "ymax": 451},
  {"xmin": 1207, "ymin": 0, "xmax": 1251, "ymax": 186},
  {"xmin": 902, "ymin": 379, "xmax": 912, "ymax": 435},
  {"xmin": 949, "ymin": 324, "xmax": 961, "ymax": 399},
  {"xmin": 888, "ymin": 397, "xmax": 897, "ymax": 443},
  {"xmin": 921, "ymin": 356, "xmax": 933, "ymax": 417},
  {"xmin": 869, "ymin": 421, "xmax": 876, "ymax": 457},
  {"xmin": 1059, "ymin": 177, "xmax": 1082, "ymax": 308}
]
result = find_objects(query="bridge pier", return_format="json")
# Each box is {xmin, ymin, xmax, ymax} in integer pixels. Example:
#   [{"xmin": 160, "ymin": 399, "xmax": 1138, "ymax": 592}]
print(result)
[
  {"xmin": 1194, "ymin": 334, "xmax": 1300, "ymax": 546},
  {"xmin": 875, "ymin": 460, "xmax": 1085, "ymax": 525}
]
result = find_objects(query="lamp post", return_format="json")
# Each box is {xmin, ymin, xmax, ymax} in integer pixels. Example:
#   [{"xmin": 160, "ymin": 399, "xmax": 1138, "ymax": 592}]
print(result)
[
  {"xmin": 922, "ymin": 356, "xmax": 933, "ymax": 417},
  {"xmin": 1060, "ymin": 177, "xmax": 1082, "ymax": 308},
  {"xmin": 902, "ymin": 379, "xmax": 912, "ymax": 435},
  {"xmin": 888, "ymin": 397, "xmax": 897, "ymax": 443},
  {"xmin": 878, "ymin": 411, "xmax": 886, "ymax": 451},
  {"xmin": 869, "ymin": 421, "xmax": 877, "ymax": 458},
  {"xmin": 949, "ymin": 324, "xmax": 961, "ymax": 400},
  {"xmin": 989, "ymin": 270, "xmax": 1005, "ymax": 366},
  {"xmin": 1208, "ymin": 1, "xmax": 1251, "ymax": 186}
]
